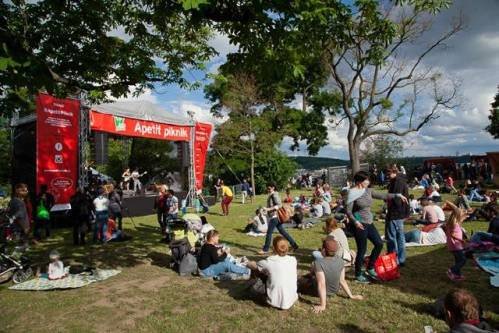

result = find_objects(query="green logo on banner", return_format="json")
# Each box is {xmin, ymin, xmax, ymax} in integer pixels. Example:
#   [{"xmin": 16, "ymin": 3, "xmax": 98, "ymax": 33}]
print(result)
[{"xmin": 113, "ymin": 116, "xmax": 126, "ymax": 131}]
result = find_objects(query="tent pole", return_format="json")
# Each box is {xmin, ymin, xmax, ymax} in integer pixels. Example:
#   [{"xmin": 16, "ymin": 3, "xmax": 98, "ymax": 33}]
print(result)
[{"xmin": 187, "ymin": 124, "xmax": 196, "ymax": 208}]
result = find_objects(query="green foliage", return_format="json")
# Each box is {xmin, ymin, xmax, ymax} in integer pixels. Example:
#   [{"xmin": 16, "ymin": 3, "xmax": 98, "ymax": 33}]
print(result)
[
  {"xmin": 128, "ymin": 138, "xmax": 180, "ymax": 185},
  {"xmin": 485, "ymin": 86, "xmax": 499, "ymax": 139},
  {"xmin": 361, "ymin": 135, "xmax": 404, "ymax": 169},
  {"xmin": 101, "ymin": 138, "xmax": 132, "ymax": 181},
  {"xmin": 0, "ymin": 1, "xmax": 214, "ymax": 118},
  {"xmin": 0, "ymin": 127, "xmax": 11, "ymax": 186},
  {"xmin": 253, "ymin": 150, "xmax": 297, "ymax": 193}
]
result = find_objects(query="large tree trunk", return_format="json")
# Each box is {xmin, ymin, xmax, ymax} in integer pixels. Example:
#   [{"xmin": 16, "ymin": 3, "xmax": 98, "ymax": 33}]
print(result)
[{"xmin": 348, "ymin": 136, "xmax": 361, "ymax": 175}]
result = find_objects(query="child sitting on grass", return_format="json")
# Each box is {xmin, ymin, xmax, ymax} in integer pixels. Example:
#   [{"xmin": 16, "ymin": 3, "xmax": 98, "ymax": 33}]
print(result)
[{"xmin": 445, "ymin": 201, "xmax": 468, "ymax": 282}]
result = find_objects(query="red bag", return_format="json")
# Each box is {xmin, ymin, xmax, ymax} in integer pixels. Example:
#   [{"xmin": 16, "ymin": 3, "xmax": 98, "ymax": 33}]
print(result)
[{"xmin": 365, "ymin": 252, "xmax": 400, "ymax": 281}]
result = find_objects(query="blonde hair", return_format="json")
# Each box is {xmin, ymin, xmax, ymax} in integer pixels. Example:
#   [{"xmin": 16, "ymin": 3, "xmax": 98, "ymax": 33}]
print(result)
[
  {"xmin": 273, "ymin": 236, "xmax": 289, "ymax": 256},
  {"xmin": 446, "ymin": 206, "xmax": 465, "ymax": 235}
]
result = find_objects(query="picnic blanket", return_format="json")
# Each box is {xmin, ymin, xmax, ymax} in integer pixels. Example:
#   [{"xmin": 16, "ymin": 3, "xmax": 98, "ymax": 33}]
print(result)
[
  {"xmin": 473, "ymin": 251, "xmax": 499, "ymax": 288},
  {"xmin": 9, "ymin": 269, "xmax": 121, "ymax": 291}
]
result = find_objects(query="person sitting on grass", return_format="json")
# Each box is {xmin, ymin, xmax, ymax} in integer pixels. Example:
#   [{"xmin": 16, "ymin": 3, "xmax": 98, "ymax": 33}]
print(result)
[
  {"xmin": 445, "ymin": 201, "xmax": 468, "ymax": 282},
  {"xmin": 455, "ymin": 189, "xmax": 472, "ymax": 212},
  {"xmin": 313, "ymin": 217, "xmax": 355, "ymax": 266},
  {"xmin": 198, "ymin": 230, "xmax": 251, "ymax": 279},
  {"xmin": 299, "ymin": 237, "xmax": 363, "ymax": 314},
  {"xmin": 470, "ymin": 205, "xmax": 499, "ymax": 245},
  {"xmin": 409, "ymin": 194, "xmax": 420, "ymax": 214},
  {"xmin": 413, "ymin": 198, "xmax": 439, "ymax": 226},
  {"xmin": 253, "ymin": 236, "xmax": 298, "ymax": 310},
  {"xmin": 443, "ymin": 288, "xmax": 497, "ymax": 333},
  {"xmin": 311, "ymin": 197, "xmax": 324, "ymax": 218},
  {"xmin": 244, "ymin": 208, "xmax": 268, "ymax": 235}
]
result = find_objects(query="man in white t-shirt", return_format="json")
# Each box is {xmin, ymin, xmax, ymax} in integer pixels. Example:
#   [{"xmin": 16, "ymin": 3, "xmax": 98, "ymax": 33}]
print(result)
[
  {"xmin": 166, "ymin": 190, "xmax": 179, "ymax": 219},
  {"xmin": 256, "ymin": 236, "xmax": 297, "ymax": 310}
]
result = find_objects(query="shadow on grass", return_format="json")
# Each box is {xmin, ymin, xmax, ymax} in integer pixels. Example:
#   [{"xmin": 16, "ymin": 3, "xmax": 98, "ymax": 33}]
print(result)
[
  {"xmin": 335, "ymin": 323, "xmax": 373, "ymax": 333},
  {"xmin": 213, "ymin": 279, "xmax": 268, "ymax": 307},
  {"xmin": 381, "ymin": 246, "xmax": 499, "ymax": 317}
]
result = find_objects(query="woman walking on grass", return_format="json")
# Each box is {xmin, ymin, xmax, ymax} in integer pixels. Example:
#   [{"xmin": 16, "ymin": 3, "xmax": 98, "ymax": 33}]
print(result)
[
  {"xmin": 258, "ymin": 182, "xmax": 298, "ymax": 255},
  {"xmin": 346, "ymin": 171, "xmax": 407, "ymax": 283}
]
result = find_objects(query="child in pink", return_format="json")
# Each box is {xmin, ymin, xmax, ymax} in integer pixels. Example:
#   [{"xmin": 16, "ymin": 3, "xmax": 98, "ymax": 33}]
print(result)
[{"xmin": 445, "ymin": 201, "xmax": 467, "ymax": 281}]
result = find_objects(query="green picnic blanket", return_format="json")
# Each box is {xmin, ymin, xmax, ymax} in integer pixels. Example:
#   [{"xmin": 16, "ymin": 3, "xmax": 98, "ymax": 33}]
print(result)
[{"xmin": 9, "ymin": 269, "xmax": 121, "ymax": 291}]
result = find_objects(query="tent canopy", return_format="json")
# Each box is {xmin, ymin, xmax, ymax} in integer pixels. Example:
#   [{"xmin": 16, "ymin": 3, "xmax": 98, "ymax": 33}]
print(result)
[{"xmin": 91, "ymin": 100, "xmax": 193, "ymax": 127}]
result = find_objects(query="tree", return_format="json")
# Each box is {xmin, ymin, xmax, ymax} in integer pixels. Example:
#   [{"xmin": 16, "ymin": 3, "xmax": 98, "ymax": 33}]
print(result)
[
  {"xmin": 306, "ymin": 0, "xmax": 463, "ymax": 173},
  {"xmin": 361, "ymin": 135, "xmax": 403, "ymax": 169},
  {"xmin": 485, "ymin": 86, "xmax": 499, "ymax": 139},
  {"xmin": 206, "ymin": 73, "xmax": 282, "ymax": 195},
  {"xmin": 0, "ymin": 1, "xmax": 214, "ymax": 117},
  {"xmin": 189, "ymin": 0, "xmax": 460, "ymax": 173}
]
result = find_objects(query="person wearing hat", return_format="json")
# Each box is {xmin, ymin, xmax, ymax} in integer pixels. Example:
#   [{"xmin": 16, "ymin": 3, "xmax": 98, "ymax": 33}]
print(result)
[{"xmin": 299, "ymin": 236, "xmax": 363, "ymax": 313}]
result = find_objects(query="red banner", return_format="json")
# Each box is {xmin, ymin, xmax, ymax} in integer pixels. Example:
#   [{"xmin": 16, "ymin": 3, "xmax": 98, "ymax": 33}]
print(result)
[
  {"xmin": 89, "ymin": 110, "xmax": 191, "ymax": 141},
  {"xmin": 36, "ymin": 94, "xmax": 80, "ymax": 205},
  {"xmin": 193, "ymin": 122, "xmax": 212, "ymax": 189}
]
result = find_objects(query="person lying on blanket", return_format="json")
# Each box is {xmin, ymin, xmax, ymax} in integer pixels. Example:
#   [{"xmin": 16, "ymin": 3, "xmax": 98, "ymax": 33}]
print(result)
[{"xmin": 404, "ymin": 223, "xmax": 447, "ymax": 245}]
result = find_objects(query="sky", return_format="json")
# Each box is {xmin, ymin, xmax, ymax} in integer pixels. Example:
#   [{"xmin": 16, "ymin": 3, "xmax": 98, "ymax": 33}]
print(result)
[{"xmin": 119, "ymin": 0, "xmax": 499, "ymax": 160}]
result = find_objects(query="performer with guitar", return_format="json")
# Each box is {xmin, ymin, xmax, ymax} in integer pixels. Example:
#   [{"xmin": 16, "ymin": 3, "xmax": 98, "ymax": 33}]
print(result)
[
  {"xmin": 131, "ymin": 168, "xmax": 147, "ymax": 195},
  {"xmin": 121, "ymin": 168, "xmax": 131, "ymax": 191}
]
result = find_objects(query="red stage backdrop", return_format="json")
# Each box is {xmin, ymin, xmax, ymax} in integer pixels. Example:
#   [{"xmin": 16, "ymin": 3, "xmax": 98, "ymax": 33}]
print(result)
[
  {"xmin": 89, "ymin": 111, "xmax": 191, "ymax": 141},
  {"xmin": 193, "ymin": 122, "xmax": 212, "ymax": 189},
  {"xmin": 36, "ymin": 94, "xmax": 80, "ymax": 205}
]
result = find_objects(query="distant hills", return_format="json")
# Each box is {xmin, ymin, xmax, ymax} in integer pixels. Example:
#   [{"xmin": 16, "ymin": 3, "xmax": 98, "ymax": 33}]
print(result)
[
  {"xmin": 291, "ymin": 156, "xmax": 349, "ymax": 170},
  {"xmin": 291, "ymin": 155, "xmax": 477, "ymax": 170}
]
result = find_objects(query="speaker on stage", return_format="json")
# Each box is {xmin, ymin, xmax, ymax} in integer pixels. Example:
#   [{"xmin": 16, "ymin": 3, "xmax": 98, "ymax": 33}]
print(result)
[
  {"xmin": 11, "ymin": 119, "xmax": 36, "ymax": 197},
  {"xmin": 94, "ymin": 132, "xmax": 108, "ymax": 165}
]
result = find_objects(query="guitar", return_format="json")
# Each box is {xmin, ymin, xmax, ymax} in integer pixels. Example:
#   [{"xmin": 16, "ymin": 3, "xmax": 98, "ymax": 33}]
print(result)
[{"xmin": 124, "ymin": 171, "xmax": 147, "ymax": 182}]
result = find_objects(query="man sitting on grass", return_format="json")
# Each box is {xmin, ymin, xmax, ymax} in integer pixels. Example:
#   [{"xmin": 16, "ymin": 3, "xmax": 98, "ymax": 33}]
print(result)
[{"xmin": 299, "ymin": 236, "xmax": 363, "ymax": 313}]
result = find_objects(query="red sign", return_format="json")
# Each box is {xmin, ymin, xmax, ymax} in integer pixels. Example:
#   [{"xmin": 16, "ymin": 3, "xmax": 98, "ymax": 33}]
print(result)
[
  {"xmin": 193, "ymin": 122, "xmax": 212, "ymax": 189},
  {"xmin": 36, "ymin": 94, "xmax": 80, "ymax": 205},
  {"xmin": 89, "ymin": 110, "xmax": 191, "ymax": 141}
]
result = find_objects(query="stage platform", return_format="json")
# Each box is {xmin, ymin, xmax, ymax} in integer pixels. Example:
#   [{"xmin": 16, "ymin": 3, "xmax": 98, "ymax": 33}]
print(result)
[{"xmin": 122, "ymin": 193, "xmax": 216, "ymax": 217}]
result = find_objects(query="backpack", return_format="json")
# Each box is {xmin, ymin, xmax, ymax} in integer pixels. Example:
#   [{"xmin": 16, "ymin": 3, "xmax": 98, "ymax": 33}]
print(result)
[
  {"xmin": 169, "ymin": 238, "xmax": 191, "ymax": 271},
  {"xmin": 36, "ymin": 200, "xmax": 50, "ymax": 220},
  {"xmin": 179, "ymin": 253, "xmax": 198, "ymax": 276}
]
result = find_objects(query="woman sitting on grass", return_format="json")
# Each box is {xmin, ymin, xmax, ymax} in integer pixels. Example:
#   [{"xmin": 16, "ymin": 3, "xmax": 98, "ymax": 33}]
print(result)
[
  {"xmin": 198, "ymin": 230, "xmax": 251, "ymax": 279},
  {"xmin": 313, "ymin": 217, "xmax": 355, "ymax": 267},
  {"xmin": 299, "ymin": 237, "xmax": 363, "ymax": 314},
  {"xmin": 244, "ymin": 208, "xmax": 268, "ymax": 235}
]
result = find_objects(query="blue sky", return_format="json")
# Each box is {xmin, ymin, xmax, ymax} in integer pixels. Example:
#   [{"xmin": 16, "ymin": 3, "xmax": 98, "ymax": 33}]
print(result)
[{"xmin": 121, "ymin": 0, "xmax": 499, "ymax": 160}]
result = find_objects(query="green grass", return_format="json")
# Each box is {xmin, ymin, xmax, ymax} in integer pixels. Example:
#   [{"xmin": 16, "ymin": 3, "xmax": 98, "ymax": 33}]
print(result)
[{"xmin": 0, "ymin": 189, "xmax": 498, "ymax": 333}]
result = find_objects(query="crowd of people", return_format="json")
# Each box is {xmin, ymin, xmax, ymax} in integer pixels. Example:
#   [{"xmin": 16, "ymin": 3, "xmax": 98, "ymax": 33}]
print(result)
[{"xmin": 2, "ymin": 161, "xmax": 498, "ymax": 332}]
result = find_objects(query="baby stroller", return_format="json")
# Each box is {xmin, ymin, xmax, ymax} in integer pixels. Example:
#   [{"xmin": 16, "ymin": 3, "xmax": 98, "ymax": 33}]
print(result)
[{"xmin": 165, "ymin": 218, "xmax": 189, "ymax": 244}]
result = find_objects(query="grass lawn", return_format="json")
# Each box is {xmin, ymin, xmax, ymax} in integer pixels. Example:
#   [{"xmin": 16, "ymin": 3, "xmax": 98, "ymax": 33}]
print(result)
[{"xmin": 0, "ymin": 189, "xmax": 498, "ymax": 333}]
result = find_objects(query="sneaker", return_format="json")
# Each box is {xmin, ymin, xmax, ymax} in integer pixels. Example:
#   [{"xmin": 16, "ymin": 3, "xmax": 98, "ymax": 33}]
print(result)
[
  {"xmin": 355, "ymin": 274, "xmax": 371, "ymax": 284},
  {"xmin": 447, "ymin": 269, "xmax": 458, "ymax": 281},
  {"xmin": 366, "ymin": 268, "xmax": 379, "ymax": 280},
  {"xmin": 257, "ymin": 250, "xmax": 270, "ymax": 255}
]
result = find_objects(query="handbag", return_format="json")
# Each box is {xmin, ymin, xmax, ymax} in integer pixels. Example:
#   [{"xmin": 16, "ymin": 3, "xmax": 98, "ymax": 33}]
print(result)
[{"xmin": 365, "ymin": 252, "xmax": 400, "ymax": 281}]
